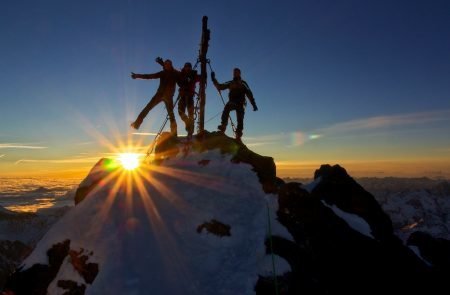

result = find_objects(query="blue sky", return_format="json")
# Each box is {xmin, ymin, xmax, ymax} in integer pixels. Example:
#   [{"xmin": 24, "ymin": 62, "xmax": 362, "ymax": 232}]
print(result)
[{"xmin": 1, "ymin": 0, "xmax": 450, "ymax": 178}]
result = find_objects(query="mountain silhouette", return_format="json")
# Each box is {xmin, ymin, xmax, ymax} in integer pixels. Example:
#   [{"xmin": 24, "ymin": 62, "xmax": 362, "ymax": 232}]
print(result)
[{"xmin": 3, "ymin": 132, "xmax": 449, "ymax": 294}]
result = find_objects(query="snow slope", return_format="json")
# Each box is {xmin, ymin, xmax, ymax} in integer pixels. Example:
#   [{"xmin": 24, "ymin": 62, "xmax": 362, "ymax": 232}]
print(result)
[{"xmin": 19, "ymin": 148, "xmax": 291, "ymax": 294}]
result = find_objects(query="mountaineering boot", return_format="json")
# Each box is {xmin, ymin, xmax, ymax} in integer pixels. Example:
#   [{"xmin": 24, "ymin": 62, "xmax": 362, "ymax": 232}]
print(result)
[
  {"xmin": 187, "ymin": 120, "xmax": 195, "ymax": 139},
  {"xmin": 130, "ymin": 120, "xmax": 142, "ymax": 130},
  {"xmin": 235, "ymin": 130, "xmax": 243, "ymax": 143},
  {"xmin": 170, "ymin": 123, "xmax": 178, "ymax": 137},
  {"xmin": 217, "ymin": 124, "xmax": 226, "ymax": 133}
]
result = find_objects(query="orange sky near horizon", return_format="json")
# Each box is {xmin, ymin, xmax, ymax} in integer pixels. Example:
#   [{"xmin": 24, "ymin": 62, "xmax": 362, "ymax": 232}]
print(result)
[{"xmin": 2, "ymin": 157, "xmax": 449, "ymax": 180}]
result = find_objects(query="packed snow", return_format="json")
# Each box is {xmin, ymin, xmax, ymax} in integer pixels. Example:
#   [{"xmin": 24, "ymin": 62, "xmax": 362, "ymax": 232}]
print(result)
[
  {"xmin": 321, "ymin": 201, "xmax": 375, "ymax": 239},
  {"xmin": 20, "ymin": 148, "xmax": 292, "ymax": 294}
]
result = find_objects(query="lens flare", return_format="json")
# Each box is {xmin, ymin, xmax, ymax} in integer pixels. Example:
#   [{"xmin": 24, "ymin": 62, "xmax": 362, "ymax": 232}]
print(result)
[{"xmin": 118, "ymin": 153, "xmax": 140, "ymax": 170}]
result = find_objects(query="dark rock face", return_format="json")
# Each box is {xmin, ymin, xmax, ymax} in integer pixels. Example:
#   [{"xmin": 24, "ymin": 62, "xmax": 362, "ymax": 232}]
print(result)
[
  {"xmin": 57, "ymin": 280, "xmax": 86, "ymax": 295},
  {"xmin": 75, "ymin": 158, "xmax": 118, "ymax": 205},
  {"xmin": 68, "ymin": 249, "xmax": 99, "ymax": 284},
  {"xmin": 197, "ymin": 219, "xmax": 231, "ymax": 237},
  {"xmin": 232, "ymin": 140, "xmax": 277, "ymax": 194},
  {"xmin": 2, "ymin": 240, "xmax": 98, "ymax": 295},
  {"xmin": 155, "ymin": 131, "xmax": 278, "ymax": 194},
  {"xmin": 0, "ymin": 240, "xmax": 31, "ymax": 289},
  {"xmin": 256, "ymin": 167, "xmax": 446, "ymax": 294},
  {"xmin": 312, "ymin": 164, "xmax": 394, "ymax": 241},
  {"xmin": 3, "ymin": 240, "xmax": 71, "ymax": 295},
  {"xmin": 408, "ymin": 231, "xmax": 450, "ymax": 271}
]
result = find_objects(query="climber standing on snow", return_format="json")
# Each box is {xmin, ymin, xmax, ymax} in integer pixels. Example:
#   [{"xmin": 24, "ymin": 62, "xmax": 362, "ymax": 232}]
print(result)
[
  {"xmin": 130, "ymin": 58, "xmax": 179, "ymax": 136},
  {"xmin": 211, "ymin": 68, "xmax": 258, "ymax": 141}
]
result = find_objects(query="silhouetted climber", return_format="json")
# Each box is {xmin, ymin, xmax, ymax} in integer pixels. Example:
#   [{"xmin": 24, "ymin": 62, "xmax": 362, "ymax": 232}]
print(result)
[
  {"xmin": 177, "ymin": 62, "xmax": 200, "ymax": 138},
  {"xmin": 154, "ymin": 59, "xmax": 200, "ymax": 138},
  {"xmin": 211, "ymin": 68, "xmax": 258, "ymax": 141},
  {"xmin": 130, "ymin": 58, "xmax": 179, "ymax": 136}
]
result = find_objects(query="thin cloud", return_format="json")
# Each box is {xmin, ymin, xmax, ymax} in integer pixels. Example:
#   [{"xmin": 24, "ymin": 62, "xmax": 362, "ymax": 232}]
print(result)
[
  {"xmin": 244, "ymin": 110, "xmax": 450, "ymax": 148},
  {"xmin": 132, "ymin": 132, "xmax": 159, "ymax": 136},
  {"xmin": 245, "ymin": 132, "xmax": 322, "ymax": 148},
  {"xmin": 245, "ymin": 141, "xmax": 277, "ymax": 148},
  {"xmin": 15, "ymin": 157, "xmax": 100, "ymax": 165},
  {"xmin": 434, "ymin": 147, "xmax": 450, "ymax": 153},
  {"xmin": 0, "ymin": 143, "xmax": 48, "ymax": 149},
  {"xmin": 244, "ymin": 133, "xmax": 288, "ymax": 146},
  {"xmin": 0, "ymin": 154, "xmax": 5, "ymax": 158},
  {"xmin": 76, "ymin": 141, "xmax": 95, "ymax": 146},
  {"xmin": 319, "ymin": 109, "xmax": 450, "ymax": 134}
]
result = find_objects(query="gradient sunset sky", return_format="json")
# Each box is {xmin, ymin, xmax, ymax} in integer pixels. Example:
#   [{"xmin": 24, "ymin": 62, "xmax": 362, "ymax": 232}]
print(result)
[{"xmin": 1, "ymin": 0, "xmax": 449, "ymax": 179}]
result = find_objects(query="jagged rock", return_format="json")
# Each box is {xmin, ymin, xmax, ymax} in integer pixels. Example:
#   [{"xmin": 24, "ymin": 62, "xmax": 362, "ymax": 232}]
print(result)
[
  {"xmin": 2, "ymin": 240, "xmax": 99, "ymax": 295},
  {"xmin": 312, "ymin": 164, "xmax": 393, "ymax": 241},
  {"xmin": 3, "ymin": 240, "xmax": 71, "ymax": 295},
  {"xmin": 74, "ymin": 158, "xmax": 119, "ymax": 205},
  {"xmin": 258, "ymin": 171, "xmax": 444, "ymax": 294},
  {"xmin": 0, "ymin": 240, "xmax": 31, "ymax": 289},
  {"xmin": 68, "ymin": 249, "xmax": 99, "ymax": 284},
  {"xmin": 155, "ymin": 131, "xmax": 278, "ymax": 193},
  {"xmin": 197, "ymin": 219, "xmax": 231, "ymax": 237},
  {"xmin": 57, "ymin": 280, "xmax": 86, "ymax": 295},
  {"xmin": 408, "ymin": 231, "xmax": 450, "ymax": 270}
]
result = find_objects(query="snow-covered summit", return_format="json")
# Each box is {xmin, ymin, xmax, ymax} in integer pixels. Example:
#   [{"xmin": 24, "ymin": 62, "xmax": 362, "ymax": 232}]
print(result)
[
  {"xmin": 3, "ymin": 132, "xmax": 449, "ymax": 294},
  {"xmin": 4, "ymin": 132, "xmax": 289, "ymax": 295}
]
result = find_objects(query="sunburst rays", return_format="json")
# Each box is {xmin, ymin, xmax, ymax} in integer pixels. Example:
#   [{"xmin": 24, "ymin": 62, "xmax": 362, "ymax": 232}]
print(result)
[{"xmin": 74, "ymin": 111, "xmax": 233, "ymax": 285}]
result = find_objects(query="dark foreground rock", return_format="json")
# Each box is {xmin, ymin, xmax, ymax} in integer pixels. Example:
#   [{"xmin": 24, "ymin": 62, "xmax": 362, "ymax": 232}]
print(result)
[{"xmin": 256, "ymin": 164, "xmax": 446, "ymax": 294}]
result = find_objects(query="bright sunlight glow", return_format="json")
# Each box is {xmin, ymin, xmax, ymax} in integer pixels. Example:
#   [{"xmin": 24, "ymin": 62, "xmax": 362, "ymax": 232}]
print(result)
[{"xmin": 118, "ymin": 153, "xmax": 140, "ymax": 170}]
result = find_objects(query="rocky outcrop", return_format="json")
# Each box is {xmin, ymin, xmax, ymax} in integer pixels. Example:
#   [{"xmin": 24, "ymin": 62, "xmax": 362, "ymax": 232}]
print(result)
[
  {"xmin": 74, "ymin": 158, "xmax": 119, "ymax": 205},
  {"xmin": 312, "ymin": 164, "xmax": 394, "ymax": 241},
  {"xmin": 3, "ymin": 240, "xmax": 71, "ymax": 295},
  {"xmin": 2, "ymin": 240, "xmax": 98, "ymax": 295},
  {"xmin": 155, "ymin": 131, "xmax": 278, "ymax": 193},
  {"xmin": 197, "ymin": 219, "xmax": 231, "ymax": 237},
  {"xmin": 408, "ymin": 231, "xmax": 450, "ymax": 271},
  {"xmin": 0, "ymin": 240, "xmax": 31, "ymax": 289},
  {"xmin": 257, "ymin": 164, "xmax": 447, "ymax": 294},
  {"xmin": 74, "ymin": 132, "xmax": 277, "ymax": 207}
]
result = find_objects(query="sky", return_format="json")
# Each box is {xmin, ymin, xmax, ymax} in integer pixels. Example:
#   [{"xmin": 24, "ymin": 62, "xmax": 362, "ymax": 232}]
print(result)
[{"xmin": 1, "ymin": 0, "xmax": 450, "ymax": 179}]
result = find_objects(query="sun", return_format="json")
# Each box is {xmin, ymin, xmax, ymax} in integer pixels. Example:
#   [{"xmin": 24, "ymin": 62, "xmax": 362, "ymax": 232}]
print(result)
[{"xmin": 118, "ymin": 153, "xmax": 140, "ymax": 170}]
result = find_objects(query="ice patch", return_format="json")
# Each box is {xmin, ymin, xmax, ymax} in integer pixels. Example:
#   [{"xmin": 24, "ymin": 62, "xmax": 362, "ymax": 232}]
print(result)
[{"xmin": 322, "ymin": 200, "xmax": 374, "ymax": 239}]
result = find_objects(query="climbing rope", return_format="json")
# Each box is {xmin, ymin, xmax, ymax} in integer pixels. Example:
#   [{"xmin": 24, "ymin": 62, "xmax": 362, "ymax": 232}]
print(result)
[
  {"xmin": 144, "ymin": 60, "xmax": 202, "ymax": 160},
  {"xmin": 266, "ymin": 202, "xmax": 279, "ymax": 295},
  {"xmin": 207, "ymin": 60, "xmax": 237, "ymax": 134},
  {"xmin": 144, "ymin": 58, "xmax": 241, "ymax": 160},
  {"xmin": 204, "ymin": 110, "xmax": 222, "ymax": 124},
  {"xmin": 144, "ymin": 94, "xmax": 181, "ymax": 160}
]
